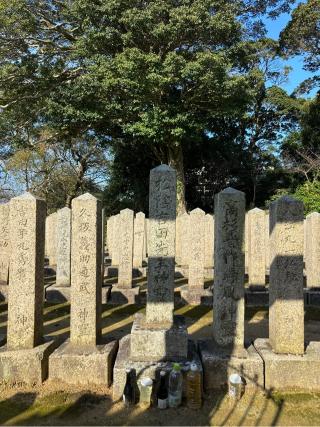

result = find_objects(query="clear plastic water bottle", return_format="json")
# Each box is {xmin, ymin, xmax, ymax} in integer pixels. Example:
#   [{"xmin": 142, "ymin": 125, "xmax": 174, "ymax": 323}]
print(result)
[{"xmin": 168, "ymin": 363, "xmax": 183, "ymax": 408}]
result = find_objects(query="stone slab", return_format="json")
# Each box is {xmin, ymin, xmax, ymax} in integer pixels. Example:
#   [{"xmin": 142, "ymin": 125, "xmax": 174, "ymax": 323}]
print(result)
[
  {"xmin": 109, "ymin": 285, "xmax": 141, "ymax": 305},
  {"xmin": 49, "ymin": 339, "xmax": 118, "ymax": 387},
  {"xmin": 255, "ymin": 338, "xmax": 320, "ymax": 390},
  {"xmin": 113, "ymin": 335, "xmax": 202, "ymax": 400},
  {"xmin": 130, "ymin": 313, "xmax": 188, "ymax": 362},
  {"xmin": 45, "ymin": 285, "xmax": 111, "ymax": 304},
  {"xmin": 198, "ymin": 339, "xmax": 264, "ymax": 391},
  {"xmin": 0, "ymin": 339, "xmax": 58, "ymax": 385},
  {"xmin": 180, "ymin": 285, "xmax": 212, "ymax": 306}
]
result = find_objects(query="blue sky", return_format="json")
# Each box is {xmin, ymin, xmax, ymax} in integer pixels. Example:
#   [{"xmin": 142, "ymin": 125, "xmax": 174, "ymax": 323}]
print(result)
[{"xmin": 264, "ymin": 1, "xmax": 317, "ymax": 97}]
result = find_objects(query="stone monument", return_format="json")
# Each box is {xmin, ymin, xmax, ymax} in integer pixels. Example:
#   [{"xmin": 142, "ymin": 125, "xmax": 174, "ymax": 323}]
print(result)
[
  {"xmin": 0, "ymin": 203, "xmax": 10, "ymax": 300},
  {"xmin": 49, "ymin": 193, "xmax": 118, "ymax": 386},
  {"xmin": 45, "ymin": 207, "xmax": 72, "ymax": 302},
  {"xmin": 199, "ymin": 188, "xmax": 263, "ymax": 390},
  {"xmin": 0, "ymin": 193, "xmax": 58, "ymax": 384},
  {"xmin": 113, "ymin": 165, "xmax": 192, "ymax": 400},
  {"xmin": 247, "ymin": 208, "xmax": 266, "ymax": 287},
  {"xmin": 180, "ymin": 208, "xmax": 212, "ymax": 305},
  {"xmin": 133, "ymin": 211, "xmax": 145, "ymax": 268},
  {"xmin": 56, "ymin": 207, "xmax": 71, "ymax": 287},
  {"xmin": 255, "ymin": 196, "xmax": 320, "ymax": 389},
  {"xmin": 110, "ymin": 208, "xmax": 140, "ymax": 304}
]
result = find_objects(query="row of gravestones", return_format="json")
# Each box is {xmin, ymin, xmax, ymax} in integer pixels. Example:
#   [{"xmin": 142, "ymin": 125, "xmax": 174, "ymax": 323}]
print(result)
[
  {"xmin": 2, "ymin": 200, "xmax": 320, "ymax": 306},
  {"xmin": 0, "ymin": 165, "xmax": 320, "ymax": 394}
]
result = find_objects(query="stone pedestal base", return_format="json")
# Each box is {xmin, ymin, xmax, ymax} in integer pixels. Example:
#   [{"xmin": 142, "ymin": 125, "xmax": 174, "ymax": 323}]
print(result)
[
  {"xmin": 130, "ymin": 313, "xmax": 188, "ymax": 362},
  {"xmin": 45, "ymin": 285, "xmax": 111, "ymax": 303},
  {"xmin": 109, "ymin": 285, "xmax": 141, "ymax": 305},
  {"xmin": 49, "ymin": 339, "xmax": 118, "ymax": 387},
  {"xmin": 113, "ymin": 335, "xmax": 202, "ymax": 400},
  {"xmin": 175, "ymin": 266, "xmax": 214, "ymax": 279},
  {"xmin": 180, "ymin": 285, "xmax": 212, "ymax": 305},
  {"xmin": 198, "ymin": 339, "xmax": 264, "ymax": 391},
  {"xmin": 0, "ymin": 339, "xmax": 58, "ymax": 384},
  {"xmin": 254, "ymin": 338, "xmax": 320, "ymax": 390},
  {"xmin": 245, "ymin": 287, "xmax": 269, "ymax": 306},
  {"xmin": 0, "ymin": 282, "xmax": 8, "ymax": 301},
  {"xmin": 306, "ymin": 289, "xmax": 320, "ymax": 306},
  {"xmin": 105, "ymin": 266, "xmax": 147, "ymax": 278}
]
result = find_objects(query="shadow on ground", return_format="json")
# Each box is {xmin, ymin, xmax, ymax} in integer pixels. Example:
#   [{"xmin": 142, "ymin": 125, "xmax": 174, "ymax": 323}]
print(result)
[{"xmin": 2, "ymin": 385, "xmax": 320, "ymax": 426}]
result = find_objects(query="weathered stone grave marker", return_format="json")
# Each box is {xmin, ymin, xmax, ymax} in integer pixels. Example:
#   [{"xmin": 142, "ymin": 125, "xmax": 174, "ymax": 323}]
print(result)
[
  {"xmin": 247, "ymin": 208, "xmax": 266, "ymax": 287},
  {"xmin": 199, "ymin": 188, "xmax": 263, "ymax": 390},
  {"xmin": 0, "ymin": 193, "xmax": 57, "ymax": 384},
  {"xmin": 49, "ymin": 193, "xmax": 118, "ymax": 385},
  {"xmin": 254, "ymin": 196, "xmax": 320, "ymax": 390},
  {"xmin": 181, "ymin": 208, "xmax": 212, "ymax": 304},
  {"xmin": 113, "ymin": 165, "xmax": 190, "ymax": 399}
]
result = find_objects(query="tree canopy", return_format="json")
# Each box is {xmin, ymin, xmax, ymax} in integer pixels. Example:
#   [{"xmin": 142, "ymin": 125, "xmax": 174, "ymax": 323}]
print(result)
[{"xmin": 0, "ymin": 0, "xmax": 318, "ymax": 214}]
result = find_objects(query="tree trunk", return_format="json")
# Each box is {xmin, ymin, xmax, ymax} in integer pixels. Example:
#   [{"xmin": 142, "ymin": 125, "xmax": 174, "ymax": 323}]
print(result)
[
  {"xmin": 168, "ymin": 143, "xmax": 186, "ymax": 215},
  {"xmin": 65, "ymin": 158, "xmax": 87, "ymax": 208}
]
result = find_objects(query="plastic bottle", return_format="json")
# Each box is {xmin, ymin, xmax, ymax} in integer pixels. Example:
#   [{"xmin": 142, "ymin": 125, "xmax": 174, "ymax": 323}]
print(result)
[
  {"xmin": 139, "ymin": 377, "xmax": 153, "ymax": 407},
  {"xmin": 157, "ymin": 370, "xmax": 168, "ymax": 409},
  {"xmin": 168, "ymin": 363, "xmax": 183, "ymax": 408},
  {"xmin": 186, "ymin": 362, "xmax": 202, "ymax": 409},
  {"xmin": 123, "ymin": 368, "xmax": 135, "ymax": 406}
]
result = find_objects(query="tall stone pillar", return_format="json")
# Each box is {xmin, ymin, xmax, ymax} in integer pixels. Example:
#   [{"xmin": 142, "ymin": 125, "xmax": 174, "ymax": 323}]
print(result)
[
  {"xmin": 305, "ymin": 212, "xmax": 320, "ymax": 288},
  {"xmin": 199, "ymin": 188, "xmax": 263, "ymax": 391},
  {"xmin": 49, "ymin": 212, "xmax": 57, "ymax": 265},
  {"xmin": 204, "ymin": 214, "xmax": 214, "ymax": 269},
  {"xmin": 265, "ymin": 211, "xmax": 270, "ymax": 272},
  {"xmin": 144, "ymin": 218, "xmax": 149, "ymax": 260},
  {"xmin": 180, "ymin": 212, "xmax": 190, "ymax": 267},
  {"xmin": 0, "ymin": 193, "xmax": 57, "ymax": 384},
  {"xmin": 111, "ymin": 214, "xmax": 120, "ymax": 266},
  {"xmin": 181, "ymin": 208, "xmax": 212, "ymax": 304},
  {"xmin": 269, "ymin": 196, "xmax": 304, "ymax": 355},
  {"xmin": 188, "ymin": 208, "xmax": 205, "ymax": 288},
  {"xmin": 143, "ymin": 217, "xmax": 148, "ymax": 260},
  {"xmin": 56, "ymin": 207, "xmax": 71, "ymax": 287},
  {"xmin": 244, "ymin": 213, "xmax": 249, "ymax": 274},
  {"xmin": 133, "ymin": 211, "xmax": 145, "ymax": 268},
  {"xmin": 0, "ymin": 203, "xmax": 10, "ymax": 284},
  {"xmin": 113, "ymin": 166, "xmax": 189, "ymax": 399},
  {"xmin": 213, "ymin": 188, "xmax": 245, "ymax": 352},
  {"xmin": 304, "ymin": 218, "xmax": 308, "ymax": 273},
  {"xmin": 130, "ymin": 165, "xmax": 188, "ymax": 361},
  {"xmin": 70, "ymin": 193, "xmax": 102, "ymax": 346},
  {"xmin": 49, "ymin": 193, "xmax": 117, "ymax": 385},
  {"xmin": 107, "ymin": 215, "xmax": 114, "ymax": 258},
  {"xmin": 247, "ymin": 208, "xmax": 266, "ymax": 287},
  {"xmin": 175, "ymin": 214, "xmax": 183, "ymax": 266},
  {"xmin": 110, "ymin": 208, "xmax": 140, "ymax": 304},
  {"xmin": 255, "ymin": 197, "xmax": 312, "ymax": 391},
  {"xmin": 145, "ymin": 165, "xmax": 176, "ymax": 326},
  {"xmin": 102, "ymin": 208, "xmax": 106, "ymax": 283}
]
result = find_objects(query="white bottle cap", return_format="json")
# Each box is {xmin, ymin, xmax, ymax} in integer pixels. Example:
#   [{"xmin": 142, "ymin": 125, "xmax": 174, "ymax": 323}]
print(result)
[
  {"xmin": 140, "ymin": 377, "xmax": 153, "ymax": 387},
  {"xmin": 229, "ymin": 373, "xmax": 242, "ymax": 384},
  {"xmin": 190, "ymin": 363, "xmax": 198, "ymax": 372}
]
